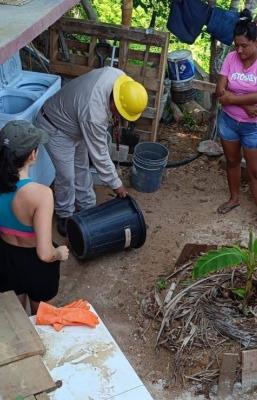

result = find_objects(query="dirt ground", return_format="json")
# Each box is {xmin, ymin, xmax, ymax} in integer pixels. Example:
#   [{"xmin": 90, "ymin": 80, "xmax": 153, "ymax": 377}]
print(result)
[{"xmin": 53, "ymin": 123, "xmax": 257, "ymax": 400}]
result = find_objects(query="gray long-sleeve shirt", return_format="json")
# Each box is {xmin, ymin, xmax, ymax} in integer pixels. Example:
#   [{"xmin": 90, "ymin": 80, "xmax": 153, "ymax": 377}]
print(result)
[{"xmin": 43, "ymin": 67, "xmax": 124, "ymax": 189}]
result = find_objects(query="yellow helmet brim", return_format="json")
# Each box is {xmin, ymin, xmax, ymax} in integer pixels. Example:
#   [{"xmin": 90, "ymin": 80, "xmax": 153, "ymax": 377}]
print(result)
[{"xmin": 113, "ymin": 75, "xmax": 143, "ymax": 122}]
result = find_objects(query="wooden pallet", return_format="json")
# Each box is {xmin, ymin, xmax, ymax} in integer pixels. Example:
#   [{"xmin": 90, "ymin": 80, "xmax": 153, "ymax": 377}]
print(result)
[
  {"xmin": 0, "ymin": 292, "xmax": 56, "ymax": 400},
  {"xmin": 49, "ymin": 18, "xmax": 169, "ymax": 141}
]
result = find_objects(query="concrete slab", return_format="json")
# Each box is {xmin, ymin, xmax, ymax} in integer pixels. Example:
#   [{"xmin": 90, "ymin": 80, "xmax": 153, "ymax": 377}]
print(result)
[
  {"xmin": 0, "ymin": 0, "xmax": 80, "ymax": 64},
  {"xmin": 30, "ymin": 306, "xmax": 154, "ymax": 400}
]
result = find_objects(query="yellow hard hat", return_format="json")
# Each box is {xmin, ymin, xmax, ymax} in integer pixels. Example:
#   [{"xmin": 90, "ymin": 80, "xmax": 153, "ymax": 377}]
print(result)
[{"xmin": 113, "ymin": 75, "xmax": 148, "ymax": 121}]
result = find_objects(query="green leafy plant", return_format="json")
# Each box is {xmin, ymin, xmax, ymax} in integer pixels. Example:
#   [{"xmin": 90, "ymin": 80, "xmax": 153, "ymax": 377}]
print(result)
[
  {"xmin": 182, "ymin": 112, "xmax": 197, "ymax": 129},
  {"xmin": 192, "ymin": 230, "xmax": 257, "ymax": 302},
  {"xmin": 156, "ymin": 277, "xmax": 168, "ymax": 292}
]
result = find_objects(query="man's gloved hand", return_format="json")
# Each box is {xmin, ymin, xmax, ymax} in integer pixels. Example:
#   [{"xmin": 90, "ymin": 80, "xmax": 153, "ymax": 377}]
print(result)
[
  {"xmin": 36, "ymin": 299, "xmax": 99, "ymax": 331},
  {"xmin": 113, "ymin": 184, "xmax": 128, "ymax": 198}
]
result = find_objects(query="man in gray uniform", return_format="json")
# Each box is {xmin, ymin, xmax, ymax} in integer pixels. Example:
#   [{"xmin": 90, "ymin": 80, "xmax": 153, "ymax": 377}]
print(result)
[{"xmin": 36, "ymin": 66, "xmax": 148, "ymax": 236}]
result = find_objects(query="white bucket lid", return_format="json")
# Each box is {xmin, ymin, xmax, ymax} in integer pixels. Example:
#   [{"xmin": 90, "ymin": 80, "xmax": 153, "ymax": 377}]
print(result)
[{"xmin": 168, "ymin": 49, "xmax": 192, "ymax": 61}]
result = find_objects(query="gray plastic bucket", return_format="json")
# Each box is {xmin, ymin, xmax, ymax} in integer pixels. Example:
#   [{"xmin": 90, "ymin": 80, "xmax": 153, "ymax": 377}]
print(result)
[{"xmin": 131, "ymin": 142, "xmax": 169, "ymax": 193}]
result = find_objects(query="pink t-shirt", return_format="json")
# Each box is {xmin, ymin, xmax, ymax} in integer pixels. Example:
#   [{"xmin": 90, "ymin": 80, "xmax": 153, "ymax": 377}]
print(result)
[{"xmin": 220, "ymin": 50, "xmax": 257, "ymax": 123}]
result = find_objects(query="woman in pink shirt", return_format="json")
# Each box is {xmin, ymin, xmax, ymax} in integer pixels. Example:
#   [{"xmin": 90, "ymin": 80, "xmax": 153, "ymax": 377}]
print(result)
[{"xmin": 217, "ymin": 9, "xmax": 257, "ymax": 214}]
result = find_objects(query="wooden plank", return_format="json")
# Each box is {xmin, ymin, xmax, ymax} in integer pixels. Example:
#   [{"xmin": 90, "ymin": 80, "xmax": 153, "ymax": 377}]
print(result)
[
  {"xmin": 88, "ymin": 36, "xmax": 97, "ymax": 68},
  {"xmin": 0, "ymin": 355, "xmax": 56, "ymax": 399},
  {"xmin": 217, "ymin": 353, "xmax": 238, "ymax": 399},
  {"xmin": 66, "ymin": 39, "xmax": 90, "ymax": 51},
  {"xmin": 242, "ymin": 349, "xmax": 257, "ymax": 393},
  {"xmin": 141, "ymin": 106, "xmax": 156, "ymax": 119},
  {"xmin": 49, "ymin": 18, "xmax": 169, "ymax": 142},
  {"xmin": 68, "ymin": 53, "xmax": 88, "ymax": 65},
  {"xmin": 54, "ymin": 18, "xmax": 168, "ymax": 46},
  {"xmin": 150, "ymin": 32, "xmax": 169, "ymax": 141},
  {"xmin": 118, "ymin": 39, "xmax": 129, "ymax": 71},
  {"xmin": 175, "ymin": 244, "xmax": 217, "ymax": 268},
  {"xmin": 49, "ymin": 27, "xmax": 60, "ymax": 65},
  {"xmin": 127, "ymin": 48, "xmax": 161, "ymax": 63},
  {"xmin": 141, "ymin": 44, "xmax": 150, "ymax": 78},
  {"xmin": 0, "ymin": 291, "xmax": 45, "ymax": 367},
  {"xmin": 192, "ymin": 79, "xmax": 216, "ymax": 94},
  {"xmin": 50, "ymin": 61, "xmax": 92, "ymax": 76}
]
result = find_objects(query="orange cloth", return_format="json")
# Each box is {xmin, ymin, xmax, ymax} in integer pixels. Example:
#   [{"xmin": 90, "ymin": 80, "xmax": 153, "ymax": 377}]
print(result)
[{"xmin": 36, "ymin": 299, "xmax": 99, "ymax": 331}]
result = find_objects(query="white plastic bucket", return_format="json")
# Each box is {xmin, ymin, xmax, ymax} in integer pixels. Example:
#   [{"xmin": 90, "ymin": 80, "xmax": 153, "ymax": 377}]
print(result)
[{"xmin": 167, "ymin": 50, "xmax": 195, "ymax": 83}]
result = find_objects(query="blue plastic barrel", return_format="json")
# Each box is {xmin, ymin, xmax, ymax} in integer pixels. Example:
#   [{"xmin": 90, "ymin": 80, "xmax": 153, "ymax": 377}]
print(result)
[
  {"xmin": 67, "ymin": 196, "xmax": 146, "ymax": 260},
  {"xmin": 131, "ymin": 142, "xmax": 169, "ymax": 193}
]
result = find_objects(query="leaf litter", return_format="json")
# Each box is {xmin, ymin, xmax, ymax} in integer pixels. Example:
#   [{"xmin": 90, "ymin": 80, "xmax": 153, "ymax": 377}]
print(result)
[{"xmin": 141, "ymin": 254, "xmax": 257, "ymax": 395}]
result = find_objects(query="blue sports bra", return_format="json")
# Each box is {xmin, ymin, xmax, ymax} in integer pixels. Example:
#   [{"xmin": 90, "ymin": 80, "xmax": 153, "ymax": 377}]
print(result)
[{"xmin": 0, "ymin": 178, "xmax": 36, "ymax": 238}]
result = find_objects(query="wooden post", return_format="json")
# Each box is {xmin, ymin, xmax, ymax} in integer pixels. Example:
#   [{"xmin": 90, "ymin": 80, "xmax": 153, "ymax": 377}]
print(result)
[
  {"xmin": 122, "ymin": 0, "xmax": 133, "ymax": 27},
  {"xmin": 217, "ymin": 353, "xmax": 238, "ymax": 399},
  {"xmin": 242, "ymin": 349, "xmax": 257, "ymax": 393}
]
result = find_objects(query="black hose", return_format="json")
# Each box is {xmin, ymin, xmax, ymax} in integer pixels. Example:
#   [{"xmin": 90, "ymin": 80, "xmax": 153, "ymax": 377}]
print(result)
[{"xmin": 113, "ymin": 152, "xmax": 201, "ymax": 168}]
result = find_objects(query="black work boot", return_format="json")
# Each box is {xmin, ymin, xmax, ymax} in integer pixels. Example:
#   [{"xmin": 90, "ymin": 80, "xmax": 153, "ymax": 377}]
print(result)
[{"xmin": 56, "ymin": 217, "xmax": 68, "ymax": 237}]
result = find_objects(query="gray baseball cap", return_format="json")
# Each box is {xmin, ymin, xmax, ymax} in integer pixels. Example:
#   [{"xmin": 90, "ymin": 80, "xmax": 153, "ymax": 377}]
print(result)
[{"xmin": 0, "ymin": 120, "xmax": 49, "ymax": 156}]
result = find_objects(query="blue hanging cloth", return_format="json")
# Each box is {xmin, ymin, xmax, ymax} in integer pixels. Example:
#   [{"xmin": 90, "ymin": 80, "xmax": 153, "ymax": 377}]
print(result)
[
  {"xmin": 167, "ymin": 0, "xmax": 212, "ymax": 44},
  {"xmin": 206, "ymin": 7, "xmax": 240, "ymax": 46}
]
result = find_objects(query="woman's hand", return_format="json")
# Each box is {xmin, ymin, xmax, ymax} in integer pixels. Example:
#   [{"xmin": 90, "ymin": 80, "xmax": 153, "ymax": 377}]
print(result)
[
  {"xmin": 216, "ymin": 88, "xmax": 225, "ymax": 98},
  {"xmin": 56, "ymin": 245, "xmax": 69, "ymax": 261},
  {"xmin": 218, "ymin": 90, "xmax": 236, "ymax": 105},
  {"xmin": 242, "ymin": 104, "xmax": 257, "ymax": 117}
]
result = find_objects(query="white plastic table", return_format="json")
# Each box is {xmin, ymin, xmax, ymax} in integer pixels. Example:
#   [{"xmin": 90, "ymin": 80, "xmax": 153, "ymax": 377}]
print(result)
[{"xmin": 31, "ymin": 307, "xmax": 154, "ymax": 400}]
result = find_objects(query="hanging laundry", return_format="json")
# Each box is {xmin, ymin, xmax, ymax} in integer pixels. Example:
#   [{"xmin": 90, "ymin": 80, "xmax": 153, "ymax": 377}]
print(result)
[
  {"xmin": 167, "ymin": 0, "xmax": 212, "ymax": 44},
  {"xmin": 206, "ymin": 7, "xmax": 240, "ymax": 46}
]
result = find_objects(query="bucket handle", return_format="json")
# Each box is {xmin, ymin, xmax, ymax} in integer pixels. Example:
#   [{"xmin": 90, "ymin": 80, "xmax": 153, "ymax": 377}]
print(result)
[{"xmin": 133, "ymin": 159, "xmax": 168, "ymax": 171}]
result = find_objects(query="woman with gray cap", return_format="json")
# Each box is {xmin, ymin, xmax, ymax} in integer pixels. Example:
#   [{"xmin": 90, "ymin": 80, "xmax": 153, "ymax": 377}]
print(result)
[{"xmin": 0, "ymin": 120, "xmax": 69, "ymax": 314}]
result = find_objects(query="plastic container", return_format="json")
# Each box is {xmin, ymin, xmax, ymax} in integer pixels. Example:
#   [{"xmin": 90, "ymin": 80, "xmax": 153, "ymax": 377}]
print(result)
[
  {"xmin": 0, "ymin": 52, "xmax": 61, "ymax": 186},
  {"xmin": 167, "ymin": 50, "xmax": 195, "ymax": 83},
  {"xmin": 131, "ymin": 142, "xmax": 169, "ymax": 193},
  {"xmin": 67, "ymin": 196, "xmax": 146, "ymax": 260},
  {"xmin": 0, "ymin": 89, "xmax": 36, "ymax": 114},
  {"xmin": 111, "ymin": 143, "xmax": 129, "ymax": 162}
]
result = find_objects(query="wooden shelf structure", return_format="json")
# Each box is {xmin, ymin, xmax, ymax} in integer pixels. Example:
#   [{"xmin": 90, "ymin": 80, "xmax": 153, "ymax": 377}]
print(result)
[{"xmin": 49, "ymin": 18, "xmax": 169, "ymax": 141}]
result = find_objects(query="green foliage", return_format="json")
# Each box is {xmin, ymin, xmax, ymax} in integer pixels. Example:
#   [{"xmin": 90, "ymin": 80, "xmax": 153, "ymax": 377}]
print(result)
[
  {"xmin": 192, "ymin": 247, "xmax": 244, "ymax": 279},
  {"xmin": 68, "ymin": 0, "xmax": 246, "ymax": 72},
  {"xmin": 156, "ymin": 277, "xmax": 168, "ymax": 292},
  {"xmin": 182, "ymin": 112, "xmax": 197, "ymax": 129},
  {"xmin": 231, "ymin": 287, "xmax": 246, "ymax": 299},
  {"xmin": 192, "ymin": 230, "xmax": 257, "ymax": 302}
]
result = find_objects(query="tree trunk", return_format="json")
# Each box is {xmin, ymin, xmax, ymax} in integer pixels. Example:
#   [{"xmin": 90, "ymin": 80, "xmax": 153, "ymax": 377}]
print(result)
[
  {"xmin": 244, "ymin": 0, "xmax": 257, "ymax": 13},
  {"xmin": 230, "ymin": 0, "xmax": 240, "ymax": 10},
  {"xmin": 122, "ymin": 0, "xmax": 133, "ymax": 27},
  {"xmin": 149, "ymin": 10, "xmax": 157, "ymax": 28},
  {"xmin": 80, "ymin": 0, "xmax": 98, "ymax": 20},
  {"xmin": 208, "ymin": 0, "xmax": 216, "ymax": 82}
]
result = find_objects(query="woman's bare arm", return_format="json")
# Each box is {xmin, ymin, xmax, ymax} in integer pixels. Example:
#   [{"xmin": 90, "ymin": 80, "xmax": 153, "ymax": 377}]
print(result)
[
  {"xmin": 216, "ymin": 75, "xmax": 228, "ymax": 98},
  {"xmin": 32, "ymin": 186, "xmax": 69, "ymax": 262}
]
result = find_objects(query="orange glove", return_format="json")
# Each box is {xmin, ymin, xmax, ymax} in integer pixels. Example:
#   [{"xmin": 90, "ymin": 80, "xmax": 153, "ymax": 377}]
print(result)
[{"xmin": 36, "ymin": 300, "xmax": 99, "ymax": 331}]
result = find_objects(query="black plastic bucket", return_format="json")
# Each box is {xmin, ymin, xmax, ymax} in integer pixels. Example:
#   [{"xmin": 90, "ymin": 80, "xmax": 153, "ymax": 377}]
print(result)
[{"xmin": 67, "ymin": 196, "xmax": 146, "ymax": 260}]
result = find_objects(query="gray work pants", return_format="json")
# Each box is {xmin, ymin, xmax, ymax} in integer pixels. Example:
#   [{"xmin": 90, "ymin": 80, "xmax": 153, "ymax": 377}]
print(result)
[{"xmin": 36, "ymin": 112, "xmax": 96, "ymax": 218}]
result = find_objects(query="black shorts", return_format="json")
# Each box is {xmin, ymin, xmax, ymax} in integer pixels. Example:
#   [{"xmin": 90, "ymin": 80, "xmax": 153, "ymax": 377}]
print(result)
[{"xmin": 0, "ymin": 237, "xmax": 60, "ymax": 302}]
